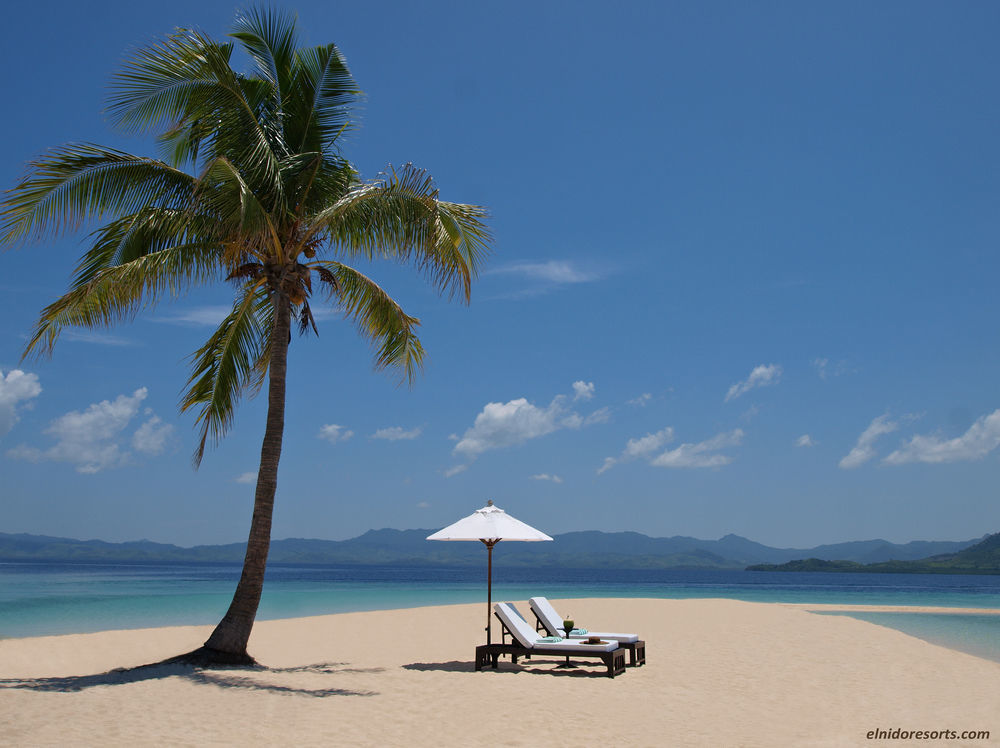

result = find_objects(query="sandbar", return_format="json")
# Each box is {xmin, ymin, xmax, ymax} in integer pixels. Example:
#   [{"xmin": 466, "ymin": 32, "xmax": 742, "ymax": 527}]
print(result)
[{"xmin": 2, "ymin": 598, "xmax": 998, "ymax": 746}]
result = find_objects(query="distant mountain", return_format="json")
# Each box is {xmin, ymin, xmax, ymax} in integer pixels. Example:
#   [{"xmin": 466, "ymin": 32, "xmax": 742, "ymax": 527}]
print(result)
[
  {"xmin": 0, "ymin": 529, "xmax": 986, "ymax": 570},
  {"xmin": 747, "ymin": 532, "xmax": 1000, "ymax": 574}
]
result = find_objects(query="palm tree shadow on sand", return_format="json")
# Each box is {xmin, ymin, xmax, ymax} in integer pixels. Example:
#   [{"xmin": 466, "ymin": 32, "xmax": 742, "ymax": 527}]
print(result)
[{"xmin": 0, "ymin": 658, "xmax": 382, "ymax": 697}]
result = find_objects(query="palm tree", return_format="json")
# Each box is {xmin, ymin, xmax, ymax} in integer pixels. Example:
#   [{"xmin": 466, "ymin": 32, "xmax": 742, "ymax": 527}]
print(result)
[{"xmin": 0, "ymin": 8, "xmax": 491, "ymax": 663}]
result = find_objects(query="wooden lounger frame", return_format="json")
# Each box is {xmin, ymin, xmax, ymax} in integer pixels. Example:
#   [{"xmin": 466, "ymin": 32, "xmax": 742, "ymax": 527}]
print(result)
[
  {"xmin": 533, "ymin": 614, "xmax": 646, "ymax": 667},
  {"xmin": 475, "ymin": 611, "xmax": 627, "ymax": 678}
]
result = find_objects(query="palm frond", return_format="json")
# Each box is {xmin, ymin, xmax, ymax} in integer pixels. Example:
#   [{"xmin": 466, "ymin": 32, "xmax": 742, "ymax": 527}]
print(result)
[
  {"xmin": 306, "ymin": 164, "xmax": 492, "ymax": 300},
  {"xmin": 23, "ymin": 241, "xmax": 225, "ymax": 359},
  {"xmin": 286, "ymin": 43, "xmax": 360, "ymax": 154},
  {"xmin": 195, "ymin": 157, "xmax": 282, "ymax": 255},
  {"xmin": 311, "ymin": 260, "xmax": 424, "ymax": 385},
  {"xmin": 107, "ymin": 30, "xmax": 235, "ymax": 134},
  {"xmin": 109, "ymin": 28, "xmax": 285, "ymax": 199},
  {"xmin": 181, "ymin": 281, "xmax": 272, "ymax": 465},
  {"xmin": 70, "ymin": 206, "xmax": 224, "ymax": 288},
  {"xmin": 230, "ymin": 6, "xmax": 298, "ymax": 123},
  {"xmin": 0, "ymin": 145, "xmax": 195, "ymax": 245}
]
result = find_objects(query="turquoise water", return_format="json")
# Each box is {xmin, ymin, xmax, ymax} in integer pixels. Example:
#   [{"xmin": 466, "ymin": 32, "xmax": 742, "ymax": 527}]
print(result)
[
  {"xmin": 817, "ymin": 611, "xmax": 1000, "ymax": 664},
  {"xmin": 3, "ymin": 563, "xmax": 1000, "ymax": 663}
]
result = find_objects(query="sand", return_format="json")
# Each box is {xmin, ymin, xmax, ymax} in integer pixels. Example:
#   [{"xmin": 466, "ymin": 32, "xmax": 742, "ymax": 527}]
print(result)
[{"xmin": 1, "ymin": 598, "xmax": 998, "ymax": 747}]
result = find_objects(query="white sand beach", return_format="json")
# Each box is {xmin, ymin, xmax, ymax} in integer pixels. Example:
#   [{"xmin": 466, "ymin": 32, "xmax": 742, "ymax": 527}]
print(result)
[{"xmin": 2, "ymin": 598, "xmax": 998, "ymax": 747}]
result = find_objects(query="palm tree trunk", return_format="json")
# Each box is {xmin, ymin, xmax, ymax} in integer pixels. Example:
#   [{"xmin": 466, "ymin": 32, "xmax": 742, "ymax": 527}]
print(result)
[{"xmin": 202, "ymin": 291, "xmax": 291, "ymax": 660}]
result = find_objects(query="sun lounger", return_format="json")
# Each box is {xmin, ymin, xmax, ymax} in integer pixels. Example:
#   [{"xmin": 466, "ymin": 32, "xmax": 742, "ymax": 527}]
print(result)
[
  {"xmin": 529, "ymin": 596, "xmax": 646, "ymax": 666},
  {"xmin": 475, "ymin": 602, "xmax": 626, "ymax": 678}
]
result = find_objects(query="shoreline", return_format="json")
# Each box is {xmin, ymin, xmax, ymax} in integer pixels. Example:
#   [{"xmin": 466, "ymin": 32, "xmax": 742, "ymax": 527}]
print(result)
[
  {"xmin": 787, "ymin": 603, "xmax": 1000, "ymax": 615},
  {"xmin": 2, "ymin": 598, "xmax": 999, "ymax": 746}
]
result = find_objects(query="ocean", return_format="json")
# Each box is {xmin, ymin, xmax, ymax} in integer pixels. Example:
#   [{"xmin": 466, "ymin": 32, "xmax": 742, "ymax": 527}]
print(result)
[{"xmin": 2, "ymin": 562, "xmax": 999, "ymax": 662}]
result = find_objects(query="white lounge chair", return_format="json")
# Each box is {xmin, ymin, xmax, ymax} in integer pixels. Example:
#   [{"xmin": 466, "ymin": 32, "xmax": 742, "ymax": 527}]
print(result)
[
  {"xmin": 529, "ymin": 596, "xmax": 646, "ymax": 666},
  {"xmin": 475, "ymin": 602, "xmax": 627, "ymax": 678}
]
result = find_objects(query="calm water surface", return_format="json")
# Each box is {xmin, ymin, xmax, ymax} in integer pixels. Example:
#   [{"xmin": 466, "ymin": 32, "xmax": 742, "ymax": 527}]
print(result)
[{"xmin": 2, "ymin": 562, "xmax": 999, "ymax": 660}]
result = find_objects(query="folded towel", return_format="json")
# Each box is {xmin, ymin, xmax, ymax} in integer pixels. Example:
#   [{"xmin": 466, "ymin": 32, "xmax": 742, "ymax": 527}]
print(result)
[
  {"xmin": 537, "ymin": 636, "xmax": 564, "ymax": 643},
  {"xmin": 569, "ymin": 628, "xmax": 588, "ymax": 635}
]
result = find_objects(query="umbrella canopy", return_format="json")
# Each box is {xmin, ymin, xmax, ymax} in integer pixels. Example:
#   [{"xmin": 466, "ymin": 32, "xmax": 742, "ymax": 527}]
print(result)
[
  {"xmin": 427, "ymin": 500, "xmax": 552, "ymax": 644},
  {"xmin": 426, "ymin": 500, "xmax": 553, "ymax": 543}
]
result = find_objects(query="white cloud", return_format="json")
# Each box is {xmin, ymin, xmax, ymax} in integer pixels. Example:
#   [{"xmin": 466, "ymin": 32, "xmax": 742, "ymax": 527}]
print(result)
[
  {"xmin": 489, "ymin": 261, "xmax": 599, "ymax": 284},
  {"xmin": 598, "ymin": 427, "xmax": 675, "ymax": 474},
  {"xmin": 883, "ymin": 409, "xmax": 1000, "ymax": 465},
  {"xmin": 443, "ymin": 464, "xmax": 467, "ymax": 478},
  {"xmin": 530, "ymin": 473, "xmax": 563, "ymax": 483},
  {"xmin": 725, "ymin": 364, "xmax": 782, "ymax": 402},
  {"xmin": 627, "ymin": 393, "xmax": 652, "ymax": 407},
  {"xmin": 813, "ymin": 357, "xmax": 851, "ymax": 380},
  {"xmin": 453, "ymin": 384, "xmax": 604, "ymax": 460},
  {"xmin": 371, "ymin": 426, "xmax": 422, "ymax": 441},
  {"xmin": 0, "ymin": 369, "xmax": 42, "ymax": 437},
  {"xmin": 651, "ymin": 429, "xmax": 744, "ymax": 469},
  {"xmin": 416, "ymin": 501, "xmax": 430, "ymax": 509},
  {"xmin": 318, "ymin": 424, "xmax": 354, "ymax": 443},
  {"xmin": 572, "ymin": 381, "xmax": 595, "ymax": 401},
  {"xmin": 839, "ymin": 414, "xmax": 897, "ymax": 469},
  {"xmin": 62, "ymin": 330, "xmax": 136, "ymax": 347},
  {"xmin": 153, "ymin": 306, "xmax": 232, "ymax": 326},
  {"xmin": 132, "ymin": 414, "xmax": 173, "ymax": 454},
  {"xmin": 235, "ymin": 471, "xmax": 258, "ymax": 484},
  {"xmin": 583, "ymin": 407, "xmax": 611, "ymax": 425},
  {"xmin": 796, "ymin": 434, "xmax": 816, "ymax": 448},
  {"xmin": 7, "ymin": 387, "xmax": 166, "ymax": 473},
  {"xmin": 454, "ymin": 397, "xmax": 568, "ymax": 457}
]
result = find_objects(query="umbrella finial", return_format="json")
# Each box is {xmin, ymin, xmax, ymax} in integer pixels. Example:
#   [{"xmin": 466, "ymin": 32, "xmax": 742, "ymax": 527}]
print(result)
[{"xmin": 487, "ymin": 499, "xmax": 493, "ymax": 506}]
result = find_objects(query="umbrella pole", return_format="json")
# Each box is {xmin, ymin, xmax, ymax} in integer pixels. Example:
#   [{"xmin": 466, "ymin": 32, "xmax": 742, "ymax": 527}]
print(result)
[{"xmin": 482, "ymin": 539, "xmax": 498, "ymax": 645}]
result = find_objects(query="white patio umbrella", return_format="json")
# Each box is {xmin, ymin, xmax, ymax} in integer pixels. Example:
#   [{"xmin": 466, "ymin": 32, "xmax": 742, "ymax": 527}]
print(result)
[{"xmin": 427, "ymin": 500, "xmax": 553, "ymax": 644}]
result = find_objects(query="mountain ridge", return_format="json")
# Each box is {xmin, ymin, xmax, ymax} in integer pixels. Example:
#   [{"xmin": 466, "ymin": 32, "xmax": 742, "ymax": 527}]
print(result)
[
  {"xmin": 747, "ymin": 532, "xmax": 1000, "ymax": 574},
  {"xmin": 0, "ymin": 529, "xmax": 986, "ymax": 570}
]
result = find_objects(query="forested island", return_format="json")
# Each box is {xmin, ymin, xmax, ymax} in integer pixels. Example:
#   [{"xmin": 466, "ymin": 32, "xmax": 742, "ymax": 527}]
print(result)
[{"xmin": 747, "ymin": 532, "xmax": 1000, "ymax": 574}]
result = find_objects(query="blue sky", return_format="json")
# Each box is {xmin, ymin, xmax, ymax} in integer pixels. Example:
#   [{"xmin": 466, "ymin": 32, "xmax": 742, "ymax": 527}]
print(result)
[{"xmin": 2, "ymin": 1, "xmax": 998, "ymax": 548}]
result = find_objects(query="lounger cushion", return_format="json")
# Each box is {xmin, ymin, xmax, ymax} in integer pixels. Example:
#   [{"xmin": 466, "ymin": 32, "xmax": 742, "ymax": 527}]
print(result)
[
  {"xmin": 529, "ymin": 596, "xmax": 640, "ymax": 643},
  {"xmin": 566, "ymin": 631, "xmax": 640, "ymax": 643},
  {"xmin": 533, "ymin": 639, "xmax": 619, "ymax": 653},
  {"xmin": 528, "ymin": 596, "xmax": 565, "ymax": 636},
  {"xmin": 494, "ymin": 602, "xmax": 544, "ymax": 647},
  {"xmin": 495, "ymin": 602, "xmax": 620, "ymax": 653}
]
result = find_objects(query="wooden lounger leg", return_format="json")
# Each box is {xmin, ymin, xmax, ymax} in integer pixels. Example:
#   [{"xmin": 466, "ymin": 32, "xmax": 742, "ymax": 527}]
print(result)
[
  {"xmin": 631, "ymin": 640, "xmax": 646, "ymax": 666},
  {"xmin": 602, "ymin": 650, "xmax": 627, "ymax": 678},
  {"xmin": 475, "ymin": 646, "xmax": 489, "ymax": 671},
  {"xmin": 475, "ymin": 645, "xmax": 504, "ymax": 671}
]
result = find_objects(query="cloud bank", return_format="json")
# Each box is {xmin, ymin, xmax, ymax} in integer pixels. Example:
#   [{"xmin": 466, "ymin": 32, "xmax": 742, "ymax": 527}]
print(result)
[
  {"xmin": 7, "ymin": 387, "xmax": 172, "ymax": 473},
  {"xmin": 839, "ymin": 414, "xmax": 897, "ymax": 469},
  {"xmin": 598, "ymin": 427, "xmax": 675, "ymax": 474},
  {"xmin": 651, "ymin": 429, "xmax": 744, "ymax": 468},
  {"xmin": 453, "ymin": 384, "xmax": 607, "ymax": 460},
  {"xmin": 884, "ymin": 409, "xmax": 1000, "ymax": 465},
  {"xmin": 600, "ymin": 427, "xmax": 743, "ymax": 472}
]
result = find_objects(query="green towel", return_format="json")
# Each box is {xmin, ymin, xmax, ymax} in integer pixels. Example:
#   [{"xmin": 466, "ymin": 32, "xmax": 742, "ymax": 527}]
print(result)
[
  {"xmin": 569, "ymin": 628, "xmax": 588, "ymax": 635},
  {"xmin": 537, "ymin": 636, "xmax": 564, "ymax": 643}
]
